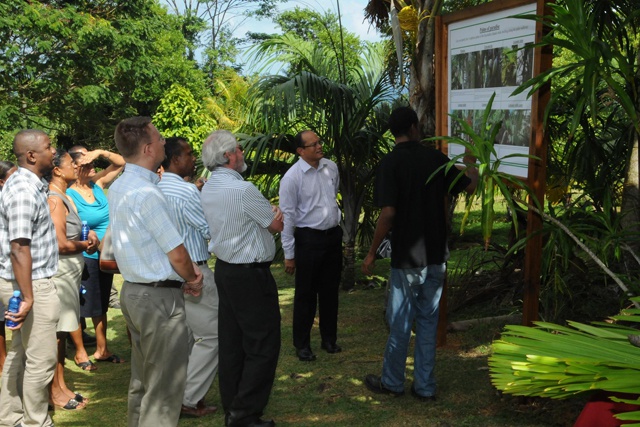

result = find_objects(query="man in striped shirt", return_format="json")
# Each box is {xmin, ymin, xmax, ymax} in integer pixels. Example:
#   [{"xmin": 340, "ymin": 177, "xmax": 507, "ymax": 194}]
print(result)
[
  {"xmin": 158, "ymin": 137, "xmax": 219, "ymax": 418},
  {"xmin": 200, "ymin": 130, "xmax": 283, "ymax": 427}
]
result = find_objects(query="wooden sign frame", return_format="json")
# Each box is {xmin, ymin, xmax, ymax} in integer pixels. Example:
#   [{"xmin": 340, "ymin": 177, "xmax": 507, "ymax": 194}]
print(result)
[{"xmin": 435, "ymin": 0, "xmax": 553, "ymax": 334}]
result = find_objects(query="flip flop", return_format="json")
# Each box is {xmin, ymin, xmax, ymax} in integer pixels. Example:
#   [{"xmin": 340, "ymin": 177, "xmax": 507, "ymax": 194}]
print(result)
[
  {"xmin": 57, "ymin": 398, "xmax": 84, "ymax": 411},
  {"xmin": 74, "ymin": 393, "xmax": 88, "ymax": 403},
  {"xmin": 95, "ymin": 354, "xmax": 124, "ymax": 363},
  {"xmin": 76, "ymin": 360, "xmax": 97, "ymax": 371}
]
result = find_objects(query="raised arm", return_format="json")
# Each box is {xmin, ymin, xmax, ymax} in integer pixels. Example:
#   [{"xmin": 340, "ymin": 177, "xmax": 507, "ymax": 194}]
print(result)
[{"xmin": 76, "ymin": 149, "xmax": 125, "ymax": 189}]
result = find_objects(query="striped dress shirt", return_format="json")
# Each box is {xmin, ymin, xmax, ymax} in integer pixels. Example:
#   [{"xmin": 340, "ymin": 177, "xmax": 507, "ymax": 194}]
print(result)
[
  {"xmin": 201, "ymin": 167, "xmax": 276, "ymax": 264},
  {"xmin": 0, "ymin": 167, "xmax": 58, "ymax": 280},
  {"xmin": 157, "ymin": 172, "xmax": 210, "ymax": 263},
  {"xmin": 107, "ymin": 163, "xmax": 184, "ymax": 283}
]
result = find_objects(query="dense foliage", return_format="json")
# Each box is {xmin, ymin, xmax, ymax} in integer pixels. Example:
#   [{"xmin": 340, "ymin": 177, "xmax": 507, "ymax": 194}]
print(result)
[{"xmin": 0, "ymin": 0, "xmax": 208, "ymax": 153}]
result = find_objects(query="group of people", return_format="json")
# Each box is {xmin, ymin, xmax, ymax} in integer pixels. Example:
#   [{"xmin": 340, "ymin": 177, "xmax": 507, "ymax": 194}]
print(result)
[{"xmin": 0, "ymin": 105, "xmax": 476, "ymax": 427}]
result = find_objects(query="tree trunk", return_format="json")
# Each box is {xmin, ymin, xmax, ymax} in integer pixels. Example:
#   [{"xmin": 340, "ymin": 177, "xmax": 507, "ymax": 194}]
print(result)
[
  {"xmin": 621, "ymin": 132, "xmax": 640, "ymax": 252},
  {"xmin": 342, "ymin": 240, "xmax": 356, "ymax": 291},
  {"xmin": 339, "ymin": 170, "xmax": 358, "ymax": 291},
  {"xmin": 621, "ymin": 49, "xmax": 640, "ymax": 254},
  {"xmin": 409, "ymin": 0, "xmax": 441, "ymax": 139}
]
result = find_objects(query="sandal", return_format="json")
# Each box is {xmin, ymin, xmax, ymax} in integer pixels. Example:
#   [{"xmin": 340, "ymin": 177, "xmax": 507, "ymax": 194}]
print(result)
[
  {"xmin": 76, "ymin": 360, "xmax": 97, "ymax": 371},
  {"xmin": 56, "ymin": 398, "xmax": 84, "ymax": 411},
  {"xmin": 95, "ymin": 354, "xmax": 124, "ymax": 363}
]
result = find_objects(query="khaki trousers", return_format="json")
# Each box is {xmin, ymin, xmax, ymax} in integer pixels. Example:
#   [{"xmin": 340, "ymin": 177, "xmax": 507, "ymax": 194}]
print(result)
[
  {"xmin": 183, "ymin": 264, "xmax": 219, "ymax": 407},
  {"xmin": 121, "ymin": 282, "xmax": 188, "ymax": 427},
  {"xmin": 0, "ymin": 277, "xmax": 59, "ymax": 427}
]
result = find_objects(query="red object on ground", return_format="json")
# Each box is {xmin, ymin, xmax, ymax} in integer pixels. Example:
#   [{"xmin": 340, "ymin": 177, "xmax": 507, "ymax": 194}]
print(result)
[{"xmin": 574, "ymin": 392, "xmax": 640, "ymax": 427}]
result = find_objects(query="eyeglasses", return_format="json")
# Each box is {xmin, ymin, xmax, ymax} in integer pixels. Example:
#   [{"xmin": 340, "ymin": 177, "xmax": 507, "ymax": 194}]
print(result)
[{"xmin": 302, "ymin": 141, "xmax": 323, "ymax": 149}]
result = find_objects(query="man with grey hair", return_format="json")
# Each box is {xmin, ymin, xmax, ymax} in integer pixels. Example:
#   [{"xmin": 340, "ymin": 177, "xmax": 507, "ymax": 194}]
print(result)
[
  {"xmin": 200, "ymin": 130, "xmax": 282, "ymax": 427},
  {"xmin": 0, "ymin": 130, "xmax": 59, "ymax": 426}
]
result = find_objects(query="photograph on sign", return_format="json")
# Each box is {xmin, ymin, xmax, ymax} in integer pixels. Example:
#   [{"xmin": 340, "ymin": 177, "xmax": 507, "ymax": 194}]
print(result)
[{"xmin": 447, "ymin": 3, "xmax": 536, "ymax": 178}]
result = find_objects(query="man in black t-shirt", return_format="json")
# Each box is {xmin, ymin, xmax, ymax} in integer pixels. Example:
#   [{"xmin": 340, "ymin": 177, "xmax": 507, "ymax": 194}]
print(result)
[{"xmin": 362, "ymin": 106, "xmax": 477, "ymax": 401}]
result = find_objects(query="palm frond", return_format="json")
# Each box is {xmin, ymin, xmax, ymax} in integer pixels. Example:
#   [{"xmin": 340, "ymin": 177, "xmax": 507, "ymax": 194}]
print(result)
[{"xmin": 490, "ymin": 298, "xmax": 640, "ymax": 423}]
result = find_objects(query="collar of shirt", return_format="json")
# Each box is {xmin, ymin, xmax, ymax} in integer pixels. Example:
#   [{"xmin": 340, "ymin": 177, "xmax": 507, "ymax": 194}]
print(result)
[
  {"xmin": 394, "ymin": 140, "xmax": 421, "ymax": 151},
  {"xmin": 15, "ymin": 167, "xmax": 49, "ymax": 194},
  {"xmin": 212, "ymin": 166, "xmax": 244, "ymax": 181},
  {"xmin": 124, "ymin": 163, "xmax": 160, "ymax": 185},
  {"xmin": 160, "ymin": 171, "xmax": 186, "ymax": 183},
  {"xmin": 298, "ymin": 157, "xmax": 329, "ymax": 174}
]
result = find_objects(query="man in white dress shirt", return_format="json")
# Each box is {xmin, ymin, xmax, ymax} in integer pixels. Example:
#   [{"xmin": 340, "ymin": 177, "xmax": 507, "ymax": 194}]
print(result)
[{"xmin": 279, "ymin": 130, "xmax": 343, "ymax": 362}]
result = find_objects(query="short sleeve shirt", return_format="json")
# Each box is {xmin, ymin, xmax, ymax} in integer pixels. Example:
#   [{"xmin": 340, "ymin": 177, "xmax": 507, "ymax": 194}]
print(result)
[
  {"xmin": 0, "ymin": 167, "xmax": 58, "ymax": 280},
  {"xmin": 374, "ymin": 141, "xmax": 470, "ymax": 268},
  {"xmin": 107, "ymin": 163, "xmax": 184, "ymax": 283}
]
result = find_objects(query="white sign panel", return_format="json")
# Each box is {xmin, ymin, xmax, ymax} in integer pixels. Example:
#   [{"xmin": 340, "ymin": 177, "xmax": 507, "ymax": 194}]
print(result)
[{"xmin": 447, "ymin": 3, "xmax": 537, "ymax": 178}]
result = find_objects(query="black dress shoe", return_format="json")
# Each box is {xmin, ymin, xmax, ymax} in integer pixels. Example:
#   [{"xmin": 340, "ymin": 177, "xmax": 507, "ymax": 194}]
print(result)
[
  {"xmin": 320, "ymin": 341, "xmax": 342, "ymax": 353},
  {"xmin": 296, "ymin": 347, "xmax": 317, "ymax": 361},
  {"xmin": 226, "ymin": 414, "xmax": 275, "ymax": 427},
  {"xmin": 247, "ymin": 419, "xmax": 275, "ymax": 427}
]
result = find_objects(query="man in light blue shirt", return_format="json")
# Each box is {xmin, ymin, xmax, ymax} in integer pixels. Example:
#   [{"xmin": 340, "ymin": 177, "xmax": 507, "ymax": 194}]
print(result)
[
  {"xmin": 158, "ymin": 137, "xmax": 219, "ymax": 418},
  {"xmin": 108, "ymin": 117, "xmax": 204, "ymax": 427}
]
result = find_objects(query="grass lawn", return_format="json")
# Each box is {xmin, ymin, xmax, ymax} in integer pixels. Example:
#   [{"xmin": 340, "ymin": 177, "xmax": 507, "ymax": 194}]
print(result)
[
  {"xmin": 10, "ymin": 198, "xmax": 587, "ymax": 426},
  {"xmin": 34, "ymin": 259, "xmax": 585, "ymax": 426}
]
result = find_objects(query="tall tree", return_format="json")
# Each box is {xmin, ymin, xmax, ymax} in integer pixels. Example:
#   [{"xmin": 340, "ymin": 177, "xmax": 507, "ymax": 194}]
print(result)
[
  {"xmin": 163, "ymin": 0, "xmax": 283, "ymax": 80},
  {"xmin": 246, "ymin": 17, "xmax": 399, "ymax": 289},
  {"xmin": 364, "ymin": 0, "xmax": 489, "ymax": 138},
  {"xmin": 0, "ymin": 0, "xmax": 207, "ymax": 149}
]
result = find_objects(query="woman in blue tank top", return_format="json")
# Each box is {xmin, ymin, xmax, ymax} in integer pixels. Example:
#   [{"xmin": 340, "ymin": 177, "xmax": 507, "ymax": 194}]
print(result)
[{"xmin": 68, "ymin": 146, "xmax": 126, "ymax": 365}]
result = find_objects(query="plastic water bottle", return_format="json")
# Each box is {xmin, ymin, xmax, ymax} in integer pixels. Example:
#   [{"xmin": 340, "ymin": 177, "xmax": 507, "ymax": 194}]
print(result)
[
  {"xmin": 81, "ymin": 221, "xmax": 90, "ymax": 241},
  {"xmin": 6, "ymin": 290, "xmax": 21, "ymax": 328}
]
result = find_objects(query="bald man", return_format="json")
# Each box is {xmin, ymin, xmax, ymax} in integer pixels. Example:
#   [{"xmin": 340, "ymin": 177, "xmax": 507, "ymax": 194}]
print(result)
[{"xmin": 0, "ymin": 130, "xmax": 60, "ymax": 426}]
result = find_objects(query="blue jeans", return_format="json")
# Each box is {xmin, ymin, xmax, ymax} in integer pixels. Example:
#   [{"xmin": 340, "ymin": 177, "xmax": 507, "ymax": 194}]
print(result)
[{"xmin": 381, "ymin": 263, "xmax": 445, "ymax": 396}]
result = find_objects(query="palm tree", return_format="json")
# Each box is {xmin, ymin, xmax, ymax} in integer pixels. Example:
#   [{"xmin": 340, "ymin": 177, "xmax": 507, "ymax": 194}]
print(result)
[{"xmin": 244, "ymin": 28, "xmax": 399, "ymax": 289}]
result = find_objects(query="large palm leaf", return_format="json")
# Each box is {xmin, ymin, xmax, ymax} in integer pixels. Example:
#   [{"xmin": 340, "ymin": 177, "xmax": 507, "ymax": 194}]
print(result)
[{"xmin": 490, "ymin": 299, "xmax": 640, "ymax": 424}]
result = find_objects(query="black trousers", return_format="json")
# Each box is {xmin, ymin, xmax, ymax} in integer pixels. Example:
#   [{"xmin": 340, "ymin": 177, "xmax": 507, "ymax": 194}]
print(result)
[
  {"xmin": 292, "ymin": 226, "xmax": 343, "ymax": 350},
  {"xmin": 214, "ymin": 259, "xmax": 281, "ymax": 423}
]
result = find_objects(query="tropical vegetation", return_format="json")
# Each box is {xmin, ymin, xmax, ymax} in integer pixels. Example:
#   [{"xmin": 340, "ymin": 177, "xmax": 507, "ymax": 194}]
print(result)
[{"xmin": 243, "ymin": 12, "xmax": 399, "ymax": 289}]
